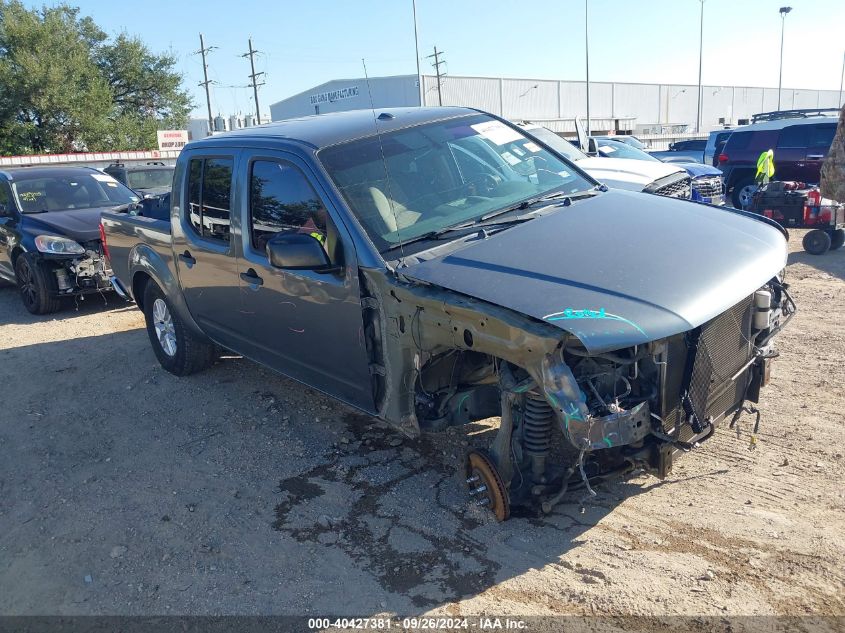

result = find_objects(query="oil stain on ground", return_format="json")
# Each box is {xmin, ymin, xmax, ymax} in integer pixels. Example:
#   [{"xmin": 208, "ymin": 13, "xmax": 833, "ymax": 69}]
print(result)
[{"xmin": 272, "ymin": 413, "xmax": 499, "ymax": 607}]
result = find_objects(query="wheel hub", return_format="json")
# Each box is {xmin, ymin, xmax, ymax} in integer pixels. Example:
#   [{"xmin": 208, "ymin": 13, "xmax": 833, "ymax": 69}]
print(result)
[
  {"xmin": 465, "ymin": 450, "xmax": 510, "ymax": 521},
  {"xmin": 152, "ymin": 298, "xmax": 177, "ymax": 357}
]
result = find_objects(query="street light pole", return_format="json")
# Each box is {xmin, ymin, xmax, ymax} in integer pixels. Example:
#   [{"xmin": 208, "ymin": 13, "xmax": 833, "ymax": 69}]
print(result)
[
  {"xmin": 777, "ymin": 6, "xmax": 792, "ymax": 111},
  {"xmin": 585, "ymin": 0, "xmax": 590, "ymax": 136},
  {"xmin": 696, "ymin": 0, "xmax": 705, "ymax": 133}
]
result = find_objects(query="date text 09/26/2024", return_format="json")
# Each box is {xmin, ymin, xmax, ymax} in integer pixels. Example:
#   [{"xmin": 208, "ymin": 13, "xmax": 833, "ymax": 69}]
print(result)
[{"xmin": 307, "ymin": 617, "xmax": 528, "ymax": 630}]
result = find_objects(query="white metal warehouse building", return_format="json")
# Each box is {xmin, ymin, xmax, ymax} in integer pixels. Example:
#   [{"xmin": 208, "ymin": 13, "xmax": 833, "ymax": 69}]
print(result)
[{"xmin": 270, "ymin": 74, "xmax": 844, "ymax": 136}]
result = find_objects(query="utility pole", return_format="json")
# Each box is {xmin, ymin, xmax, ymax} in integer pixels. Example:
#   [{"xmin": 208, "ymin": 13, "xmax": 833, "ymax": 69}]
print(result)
[
  {"xmin": 196, "ymin": 33, "xmax": 216, "ymax": 135},
  {"xmin": 242, "ymin": 38, "xmax": 265, "ymax": 123},
  {"xmin": 426, "ymin": 47, "xmax": 446, "ymax": 106},
  {"xmin": 777, "ymin": 6, "xmax": 793, "ymax": 111},
  {"xmin": 585, "ymin": 0, "xmax": 590, "ymax": 136},
  {"xmin": 839, "ymin": 50, "xmax": 844, "ymax": 107},
  {"xmin": 696, "ymin": 0, "xmax": 705, "ymax": 133},
  {"xmin": 412, "ymin": 0, "xmax": 422, "ymax": 106}
]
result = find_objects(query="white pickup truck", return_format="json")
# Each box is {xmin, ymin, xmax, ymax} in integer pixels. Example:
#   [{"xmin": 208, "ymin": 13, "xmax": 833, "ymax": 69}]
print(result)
[{"xmin": 517, "ymin": 122, "xmax": 692, "ymax": 199}]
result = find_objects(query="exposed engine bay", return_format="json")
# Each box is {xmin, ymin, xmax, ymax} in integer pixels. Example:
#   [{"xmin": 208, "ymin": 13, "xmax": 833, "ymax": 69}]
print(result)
[
  {"xmin": 48, "ymin": 241, "xmax": 112, "ymax": 298},
  {"xmin": 361, "ymin": 270, "xmax": 795, "ymax": 520}
]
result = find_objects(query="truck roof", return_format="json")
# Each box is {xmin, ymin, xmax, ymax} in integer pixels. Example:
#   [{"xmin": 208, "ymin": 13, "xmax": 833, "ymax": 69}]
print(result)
[{"xmin": 190, "ymin": 106, "xmax": 475, "ymax": 151}]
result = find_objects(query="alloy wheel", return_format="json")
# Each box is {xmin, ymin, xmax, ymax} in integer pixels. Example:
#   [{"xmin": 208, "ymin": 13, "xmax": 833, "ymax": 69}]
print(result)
[{"xmin": 152, "ymin": 298, "xmax": 178, "ymax": 357}]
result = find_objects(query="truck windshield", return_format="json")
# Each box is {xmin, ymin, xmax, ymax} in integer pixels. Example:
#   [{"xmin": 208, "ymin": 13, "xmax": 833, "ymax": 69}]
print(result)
[
  {"xmin": 126, "ymin": 169, "xmax": 174, "ymax": 190},
  {"xmin": 13, "ymin": 172, "xmax": 139, "ymax": 213},
  {"xmin": 319, "ymin": 114, "xmax": 595, "ymax": 252}
]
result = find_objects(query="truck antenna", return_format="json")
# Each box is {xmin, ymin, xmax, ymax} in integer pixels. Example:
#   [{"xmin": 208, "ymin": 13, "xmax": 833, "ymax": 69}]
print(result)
[{"xmin": 362, "ymin": 58, "xmax": 406, "ymax": 269}]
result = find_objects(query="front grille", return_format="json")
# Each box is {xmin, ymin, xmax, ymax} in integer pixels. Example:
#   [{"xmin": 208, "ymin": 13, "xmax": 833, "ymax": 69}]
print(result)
[
  {"xmin": 655, "ymin": 176, "xmax": 692, "ymax": 199},
  {"xmin": 692, "ymin": 175, "xmax": 723, "ymax": 198},
  {"xmin": 661, "ymin": 296, "xmax": 755, "ymax": 440}
]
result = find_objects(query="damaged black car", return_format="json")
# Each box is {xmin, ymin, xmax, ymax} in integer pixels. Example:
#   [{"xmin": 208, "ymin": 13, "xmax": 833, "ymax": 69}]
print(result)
[{"xmin": 0, "ymin": 166, "xmax": 140, "ymax": 314}]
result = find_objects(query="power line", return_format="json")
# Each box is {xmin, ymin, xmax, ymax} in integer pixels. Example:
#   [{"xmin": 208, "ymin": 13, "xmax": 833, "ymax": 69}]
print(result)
[
  {"xmin": 425, "ymin": 46, "xmax": 446, "ymax": 106},
  {"xmin": 194, "ymin": 34, "xmax": 217, "ymax": 134},
  {"xmin": 242, "ymin": 38, "xmax": 266, "ymax": 123}
]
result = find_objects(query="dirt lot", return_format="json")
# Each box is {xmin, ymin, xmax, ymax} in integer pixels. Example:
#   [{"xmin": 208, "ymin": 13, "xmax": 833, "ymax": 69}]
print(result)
[{"xmin": 0, "ymin": 230, "xmax": 843, "ymax": 620}]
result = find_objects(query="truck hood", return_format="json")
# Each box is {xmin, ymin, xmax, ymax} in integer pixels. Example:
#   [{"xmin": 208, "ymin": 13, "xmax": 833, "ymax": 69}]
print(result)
[
  {"xmin": 676, "ymin": 162, "xmax": 722, "ymax": 178},
  {"xmin": 23, "ymin": 206, "xmax": 113, "ymax": 243},
  {"xmin": 574, "ymin": 157, "xmax": 684, "ymax": 192},
  {"xmin": 136, "ymin": 186, "xmax": 171, "ymax": 198},
  {"xmin": 403, "ymin": 189, "xmax": 787, "ymax": 354}
]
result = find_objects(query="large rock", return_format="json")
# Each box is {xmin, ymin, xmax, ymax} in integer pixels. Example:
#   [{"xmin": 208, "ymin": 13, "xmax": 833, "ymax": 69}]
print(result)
[{"xmin": 820, "ymin": 105, "xmax": 845, "ymax": 203}]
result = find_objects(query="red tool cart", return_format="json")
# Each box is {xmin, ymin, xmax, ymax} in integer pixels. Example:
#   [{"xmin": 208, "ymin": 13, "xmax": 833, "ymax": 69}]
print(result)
[{"xmin": 751, "ymin": 182, "xmax": 845, "ymax": 255}]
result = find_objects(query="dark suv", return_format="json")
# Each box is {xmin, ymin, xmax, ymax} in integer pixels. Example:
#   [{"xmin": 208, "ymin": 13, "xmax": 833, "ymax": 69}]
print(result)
[{"xmin": 718, "ymin": 110, "xmax": 839, "ymax": 208}]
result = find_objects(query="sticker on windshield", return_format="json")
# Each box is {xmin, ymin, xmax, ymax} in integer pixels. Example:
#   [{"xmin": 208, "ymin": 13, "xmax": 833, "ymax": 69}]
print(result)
[
  {"xmin": 501, "ymin": 151, "xmax": 521, "ymax": 166},
  {"xmin": 523, "ymin": 141, "xmax": 541, "ymax": 152},
  {"xmin": 471, "ymin": 121, "xmax": 522, "ymax": 146},
  {"xmin": 91, "ymin": 173, "xmax": 117, "ymax": 182},
  {"xmin": 600, "ymin": 145, "xmax": 616, "ymax": 154}
]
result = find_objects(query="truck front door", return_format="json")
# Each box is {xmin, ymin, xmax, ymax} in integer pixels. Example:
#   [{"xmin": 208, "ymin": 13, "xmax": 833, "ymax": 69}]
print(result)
[
  {"xmin": 172, "ymin": 154, "xmax": 243, "ymax": 349},
  {"xmin": 235, "ymin": 151, "xmax": 375, "ymax": 412}
]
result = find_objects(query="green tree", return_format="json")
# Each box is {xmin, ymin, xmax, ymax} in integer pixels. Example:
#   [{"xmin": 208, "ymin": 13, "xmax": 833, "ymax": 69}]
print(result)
[{"xmin": 0, "ymin": 1, "xmax": 192, "ymax": 154}]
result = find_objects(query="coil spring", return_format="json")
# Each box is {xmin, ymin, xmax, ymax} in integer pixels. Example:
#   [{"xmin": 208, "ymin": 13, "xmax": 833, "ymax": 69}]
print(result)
[{"xmin": 523, "ymin": 392, "xmax": 554, "ymax": 457}]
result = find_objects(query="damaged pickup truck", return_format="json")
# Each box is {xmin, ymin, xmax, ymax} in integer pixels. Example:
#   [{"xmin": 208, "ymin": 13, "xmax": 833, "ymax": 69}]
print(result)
[
  {"xmin": 101, "ymin": 107, "xmax": 795, "ymax": 520},
  {"xmin": 0, "ymin": 167, "xmax": 141, "ymax": 314}
]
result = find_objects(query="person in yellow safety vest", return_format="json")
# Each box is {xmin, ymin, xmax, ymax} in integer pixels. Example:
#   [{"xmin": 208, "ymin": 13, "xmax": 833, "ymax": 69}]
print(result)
[
  {"xmin": 755, "ymin": 149, "xmax": 775, "ymax": 185},
  {"xmin": 309, "ymin": 231, "xmax": 325, "ymax": 245}
]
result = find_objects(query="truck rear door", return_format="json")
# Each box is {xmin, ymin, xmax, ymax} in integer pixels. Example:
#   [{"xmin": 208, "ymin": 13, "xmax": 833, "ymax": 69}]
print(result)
[
  {"xmin": 171, "ymin": 154, "xmax": 243, "ymax": 349},
  {"xmin": 233, "ymin": 150, "xmax": 375, "ymax": 412}
]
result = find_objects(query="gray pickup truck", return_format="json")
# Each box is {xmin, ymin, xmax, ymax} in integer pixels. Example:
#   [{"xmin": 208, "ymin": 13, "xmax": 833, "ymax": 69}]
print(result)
[{"xmin": 102, "ymin": 107, "xmax": 795, "ymax": 520}]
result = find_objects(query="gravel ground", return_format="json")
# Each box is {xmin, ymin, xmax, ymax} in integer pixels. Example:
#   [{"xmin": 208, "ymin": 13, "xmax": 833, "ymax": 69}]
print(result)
[{"xmin": 0, "ymin": 230, "xmax": 843, "ymax": 619}]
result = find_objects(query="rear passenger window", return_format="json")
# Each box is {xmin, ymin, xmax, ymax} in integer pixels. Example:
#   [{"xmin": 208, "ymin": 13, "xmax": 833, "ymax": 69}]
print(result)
[
  {"xmin": 725, "ymin": 131, "xmax": 752, "ymax": 150},
  {"xmin": 807, "ymin": 124, "xmax": 836, "ymax": 148},
  {"xmin": 249, "ymin": 160, "xmax": 329, "ymax": 253},
  {"xmin": 185, "ymin": 157, "xmax": 233, "ymax": 244},
  {"xmin": 777, "ymin": 125, "xmax": 809, "ymax": 148}
]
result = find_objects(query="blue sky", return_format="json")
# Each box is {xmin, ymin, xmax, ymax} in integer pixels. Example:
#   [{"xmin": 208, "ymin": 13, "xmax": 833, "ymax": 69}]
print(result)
[{"xmin": 29, "ymin": 0, "xmax": 845, "ymax": 119}]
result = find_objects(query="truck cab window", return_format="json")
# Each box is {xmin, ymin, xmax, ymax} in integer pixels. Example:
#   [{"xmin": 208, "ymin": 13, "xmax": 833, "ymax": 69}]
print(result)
[
  {"xmin": 186, "ymin": 157, "xmax": 233, "ymax": 243},
  {"xmin": 249, "ymin": 160, "xmax": 337, "ymax": 261}
]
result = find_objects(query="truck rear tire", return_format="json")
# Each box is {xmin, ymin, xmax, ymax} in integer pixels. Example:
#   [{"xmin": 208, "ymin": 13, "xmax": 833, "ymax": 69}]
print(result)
[
  {"xmin": 802, "ymin": 229, "xmax": 831, "ymax": 255},
  {"xmin": 15, "ymin": 253, "xmax": 61, "ymax": 315},
  {"xmin": 143, "ymin": 282, "xmax": 216, "ymax": 376},
  {"xmin": 829, "ymin": 229, "xmax": 845, "ymax": 251}
]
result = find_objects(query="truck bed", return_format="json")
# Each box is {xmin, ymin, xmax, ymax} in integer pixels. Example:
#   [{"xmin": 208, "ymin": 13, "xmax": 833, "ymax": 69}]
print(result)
[{"xmin": 100, "ymin": 211, "xmax": 173, "ymax": 302}]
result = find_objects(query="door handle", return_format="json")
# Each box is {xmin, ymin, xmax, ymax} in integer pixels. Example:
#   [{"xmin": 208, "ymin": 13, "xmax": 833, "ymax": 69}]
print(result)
[
  {"xmin": 178, "ymin": 250, "xmax": 196, "ymax": 267},
  {"xmin": 240, "ymin": 268, "xmax": 264, "ymax": 287}
]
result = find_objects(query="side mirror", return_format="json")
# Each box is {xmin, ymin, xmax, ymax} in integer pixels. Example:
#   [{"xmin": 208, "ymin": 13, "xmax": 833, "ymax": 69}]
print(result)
[
  {"xmin": 587, "ymin": 138, "xmax": 598, "ymax": 156},
  {"xmin": 266, "ymin": 232, "xmax": 336, "ymax": 272}
]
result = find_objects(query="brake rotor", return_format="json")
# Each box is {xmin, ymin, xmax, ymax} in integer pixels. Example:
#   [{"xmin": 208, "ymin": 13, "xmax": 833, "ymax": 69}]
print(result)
[{"xmin": 465, "ymin": 449, "xmax": 510, "ymax": 521}]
